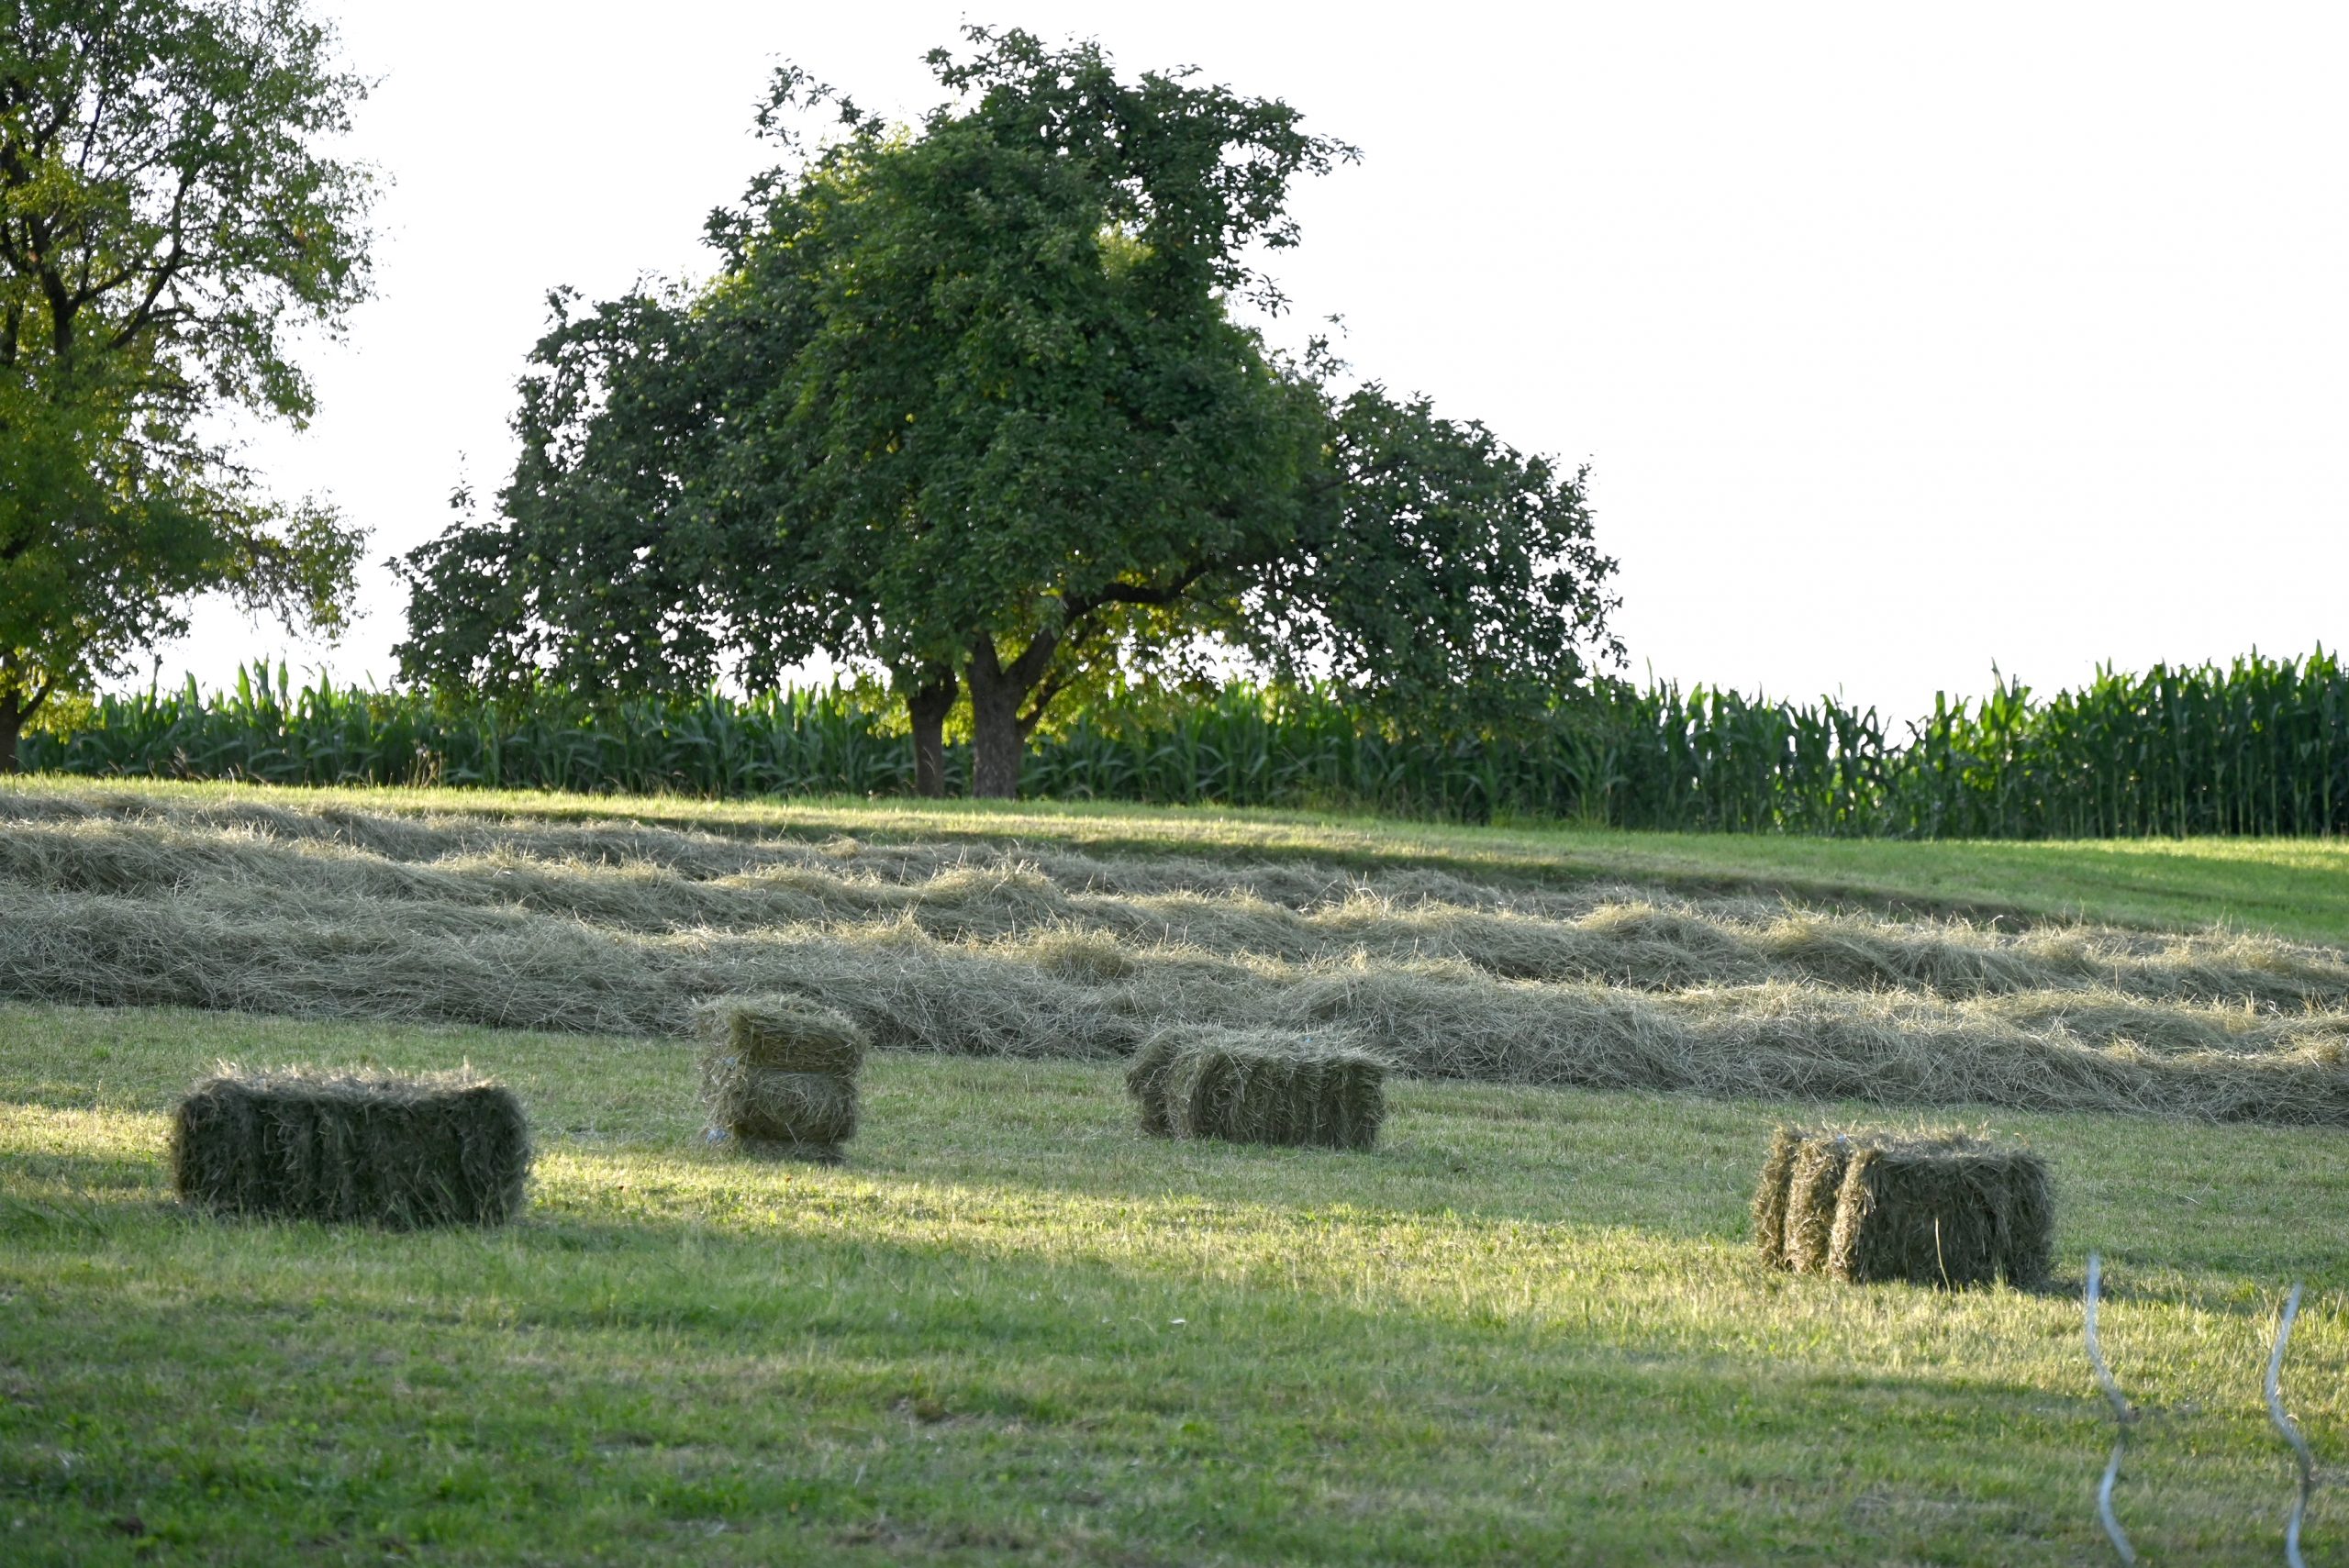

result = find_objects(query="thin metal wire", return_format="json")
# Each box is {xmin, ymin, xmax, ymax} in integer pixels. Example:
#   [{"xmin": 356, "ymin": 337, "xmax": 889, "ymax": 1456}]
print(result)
[
  {"xmin": 2265, "ymin": 1284, "xmax": 2313, "ymax": 1568},
  {"xmin": 2085, "ymin": 1253, "xmax": 2138, "ymax": 1565}
]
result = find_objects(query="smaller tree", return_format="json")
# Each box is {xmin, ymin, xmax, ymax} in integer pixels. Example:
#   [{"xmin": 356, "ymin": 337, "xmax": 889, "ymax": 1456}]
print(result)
[{"xmin": 0, "ymin": 0, "xmax": 373, "ymax": 771}]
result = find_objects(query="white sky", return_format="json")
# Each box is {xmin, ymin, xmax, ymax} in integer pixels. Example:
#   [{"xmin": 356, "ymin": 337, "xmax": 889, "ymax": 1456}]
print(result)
[{"xmin": 152, "ymin": 0, "xmax": 2349, "ymax": 723}]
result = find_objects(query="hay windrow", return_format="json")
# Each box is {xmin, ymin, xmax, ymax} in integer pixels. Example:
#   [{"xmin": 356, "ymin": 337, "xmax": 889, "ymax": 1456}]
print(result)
[
  {"xmin": 6, "ymin": 882, "xmax": 2349, "ymax": 1125},
  {"xmin": 7, "ymin": 794, "xmax": 2349, "ymax": 1011},
  {"xmin": 170, "ymin": 1064, "xmax": 530, "ymax": 1227},
  {"xmin": 8, "ymin": 785, "xmax": 2349, "ymax": 1128}
]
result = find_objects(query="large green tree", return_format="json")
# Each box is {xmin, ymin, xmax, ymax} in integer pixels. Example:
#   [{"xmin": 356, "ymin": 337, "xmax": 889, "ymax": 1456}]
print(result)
[
  {"xmin": 0, "ymin": 0, "xmax": 373, "ymax": 771},
  {"xmin": 401, "ymin": 28, "xmax": 1618, "ymax": 796}
]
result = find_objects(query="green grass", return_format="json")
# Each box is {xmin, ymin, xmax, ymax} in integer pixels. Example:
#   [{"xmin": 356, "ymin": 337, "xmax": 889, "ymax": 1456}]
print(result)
[
  {"xmin": 5, "ymin": 1001, "xmax": 2345, "ymax": 1565},
  {"xmin": 12, "ymin": 773, "xmax": 2349, "ymax": 944}
]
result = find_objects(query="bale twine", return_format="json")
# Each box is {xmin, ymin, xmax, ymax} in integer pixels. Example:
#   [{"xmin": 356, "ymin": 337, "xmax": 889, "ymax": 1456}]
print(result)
[
  {"xmin": 699, "ymin": 995, "xmax": 865, "ymax": 1161},
  {"xmin": 170, "ymin": 1065, "xmax": 530, "ymax": 1227},
  {"xmin": 1129, "ymin": 1025, "xmax": 1388, "ymax": 1151},
  {"xmin": 1753, "ymin": 1124, "xmax": 2054, "ymax": 1287}
]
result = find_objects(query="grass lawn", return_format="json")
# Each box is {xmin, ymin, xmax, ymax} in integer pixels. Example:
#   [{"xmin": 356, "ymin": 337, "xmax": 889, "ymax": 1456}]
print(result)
[
  {"xmin": 10, "ymin": 773, "xmax": 2349, "ymax": 944},
  {"xmin": 4, "ymin": 1001, "xmax": 2345, "ymax": 1565}
]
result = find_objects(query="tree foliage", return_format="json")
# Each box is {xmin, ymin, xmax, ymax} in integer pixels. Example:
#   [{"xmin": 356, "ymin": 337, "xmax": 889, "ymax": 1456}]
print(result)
[
  {"xmin": 399, "ymin": 28, "xmax": 1618, "ymax": 795},
  {"xmin": 0, "ymin": 0, "xmax": 373, "ymax": 769}
]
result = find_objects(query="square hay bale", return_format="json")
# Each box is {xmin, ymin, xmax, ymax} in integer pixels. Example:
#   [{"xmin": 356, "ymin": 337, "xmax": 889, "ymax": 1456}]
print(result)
[
  {"xmin": 698, "ymin": 994, "xmax": 863, "ymax": 1160},
  {"xmin": 1750, "ymin": 1126, "xmax": 1813, "ymax": 1268},
  {"xmin": 1130, "ymin": 1026, "xmax": 1387, "ymax": 1151},
  {"xmin": 1827, "ymin": 1135, "xmax": 2054, "ymax": 1289},
  {"xmin": 171, "ymin": 1066, "xmax": 530, "ymax": 1227},
  {"xmin": 698, "ymin": 994, "xmax": 867, "ymax": 1075}
]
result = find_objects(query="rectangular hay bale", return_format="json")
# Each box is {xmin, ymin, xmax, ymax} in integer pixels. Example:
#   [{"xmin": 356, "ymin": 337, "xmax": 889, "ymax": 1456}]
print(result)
[
  {"xmin": 698, "ymin": 993, "xmax": 863, "ymax": 1159},
  {"xmin": 171, "ymin": 1066, "xmax": 530, "ymax": 1227},
  {"xmin": 1130, "ymin": 1026, "xmax": 1387, "ymax": 1151},
  {"xmin": 1828, "ymin": 1138, "xmax": 2054, "ymax": 1289}
]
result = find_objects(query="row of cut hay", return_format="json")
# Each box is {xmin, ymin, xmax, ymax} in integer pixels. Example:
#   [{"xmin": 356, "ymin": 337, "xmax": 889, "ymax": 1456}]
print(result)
[
  {"xmin": 1127, "ymin": 1026, "xmax": 1387, "ymax": 1149},
  {"xmin": 0, "ymin": 784, "xmax": 1458, "ymax": 906},
  {"xmin": 9, "ymin": 803, "xmax": 2349, "ymax": 1010},
  {"xmin": 172, "ymin": 1066, "xmax": 530, "ymax": 1227},
  {"xmin": 5, "ymin": 882, "xmax": 2346, "ymax": 1123},
  {"xmin": 1752, "ymin": 1127, "xmax": 2054, "ymax": 1287}
]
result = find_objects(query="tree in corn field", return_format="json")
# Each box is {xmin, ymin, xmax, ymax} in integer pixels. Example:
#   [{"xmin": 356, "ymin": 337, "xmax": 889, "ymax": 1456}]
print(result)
[
  {"xmin": 398, "ymin": 28, "xmax": 1619, "ymax": 796},
  {"xmin": 0, "ymin": 0, "xmax": 372, "ymax": 773}
]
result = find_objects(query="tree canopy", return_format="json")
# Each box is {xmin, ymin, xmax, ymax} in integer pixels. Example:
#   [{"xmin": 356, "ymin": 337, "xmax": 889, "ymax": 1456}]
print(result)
[
  {"xmin": 399, "ymin": 28, "xmax": 1618, "ymax": 795},
  {"xmin": 0, "ymin": 0, "xmax": 373, "ymax": 771}
]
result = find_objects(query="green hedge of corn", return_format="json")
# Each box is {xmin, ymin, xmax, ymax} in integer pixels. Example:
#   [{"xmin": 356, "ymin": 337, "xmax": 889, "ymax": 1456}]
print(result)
[{"xmin": 23, "ymin": 650, "xmax": 2348, "ymax": 838}]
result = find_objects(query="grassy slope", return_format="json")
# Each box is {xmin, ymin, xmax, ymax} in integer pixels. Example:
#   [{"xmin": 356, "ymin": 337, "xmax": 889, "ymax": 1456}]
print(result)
[
  {"xmin": 4, "ymin": 1003, "xmax": 2346, "ymax": 1567},
  {"xmin": 10, "ymin": 773, "xmax": 2349, "ymax": 944},
  {"xmin": 6, "ymin": 779, "xmax": 2349, "ymax": 1563}
]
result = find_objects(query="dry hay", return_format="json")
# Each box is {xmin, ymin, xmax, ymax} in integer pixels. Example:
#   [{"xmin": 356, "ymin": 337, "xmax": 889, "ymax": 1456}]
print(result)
[
  {"xmin": 697, "ymin": 995, "xmax": 863, "ymax": 1160},
  {"xmin": 9, "ymin": 785, "xmax": 2349, "ymax": 1129},
  {"xmin": 696, "ymin": 992, "xmax": 865, "ymax": 1075},
  {"xmin": 1750, "ymin": 1126, "xmax": 1811, "ymax": 1266},
  {"xmin": 1131, "ymin": 1026, "xmax": 1388, "ymax": 1151},
  {"xmin": 1754, "ymin": 1125, "xmax": 2054, "ymax": 1288},
  {"xmin": 5, "ymin": 880, "xmax": 2348, "ymax": 1126},
  {"xmin": 1780, "ymin": 1135, "xmax": 1856, "ymax": 1273},
  {"xmin": 170, "ymin": 1065, "xmax": 530, "ymax": 1227},
  {"xmin": 12, "ymin": 788, "xmax": 2349, "ymax": 1012},
  {"xmin": 1123, "ymin": 1029, "xmax": 1191, "ymax": 1136}
]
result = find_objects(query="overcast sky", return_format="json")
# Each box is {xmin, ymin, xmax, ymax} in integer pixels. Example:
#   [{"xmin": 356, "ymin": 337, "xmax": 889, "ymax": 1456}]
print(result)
[{"xmin": 153, "ymin": 1, "xmax": 2349, "ymax": 722}]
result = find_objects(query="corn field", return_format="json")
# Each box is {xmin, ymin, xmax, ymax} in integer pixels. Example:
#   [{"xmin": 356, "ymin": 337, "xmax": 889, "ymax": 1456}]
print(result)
[{"xmin": 20, "ymin": 650, "xmax": 2349, "ymax": 838}]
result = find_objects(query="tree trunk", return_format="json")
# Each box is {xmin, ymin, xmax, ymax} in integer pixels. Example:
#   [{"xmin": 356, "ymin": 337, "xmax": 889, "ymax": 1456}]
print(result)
[
  {"xmin": 966, "ymin": 641, "xmax": 1025, "ymax": 799},
  {"xmin": 905, "ymin": 670, "xmax": 956, "ymax": 798},
  {"xmin": 0, "ymin": 690, "xmax": 20, "ymax": 775}
]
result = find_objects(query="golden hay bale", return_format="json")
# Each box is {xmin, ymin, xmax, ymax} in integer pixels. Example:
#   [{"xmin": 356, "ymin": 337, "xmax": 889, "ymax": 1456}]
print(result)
[
  {"xmin": 1750, "ymin": 1126, "xmax": 1813, "ymax": 1268},
  {"xmin": 697, "ymin": 994, "xmax": 867, "ymax": 1074},
  {"xmin": 1132, "ymin": 1027, "xmax": 1387, "ymax": 1151},
  {"xmin": 170, "ymin": 1065, "xmax": 530, "ymax": 1227},
  {"xmin": 1781, "ymin": 1135, "xmax": 1855, "ymax": 1273},
  {"xmin": 1827, "ymin": 1136, "xmax": 2054, "ymax": 1288}
]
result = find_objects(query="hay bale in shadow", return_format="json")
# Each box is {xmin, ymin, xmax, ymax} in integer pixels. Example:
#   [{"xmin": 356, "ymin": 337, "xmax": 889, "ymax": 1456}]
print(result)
[
  {"xmin": 700, "ymin": 1062, "xmax": 859, "ymax": 1144},
  {"xmin": 1828, "ymin": 1135, "xmax": 2054, "ymax": 1288},
  {"xmin": 1130, "ymin": 1027, "xmax": 1386, "ymax": 1151},
  {"xmin": 1751, "ymin": 1126, "xmax": 1812, "ymax": 1268},
  {"xmin": 699, "ymin": 994, "xmax": 864, "ymax": 1161},
  {"xmin": 170, "ymin": 1066, "xmax": 530, "ymax": 1227}
]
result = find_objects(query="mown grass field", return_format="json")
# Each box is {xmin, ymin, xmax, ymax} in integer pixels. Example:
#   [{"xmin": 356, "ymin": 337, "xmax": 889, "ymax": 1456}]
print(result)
[{"xmin": 4, "ymin": 779, "xmax": 2347, "ymax": 1564}]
